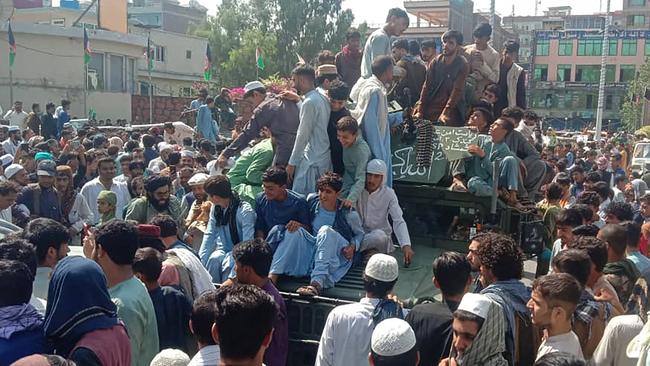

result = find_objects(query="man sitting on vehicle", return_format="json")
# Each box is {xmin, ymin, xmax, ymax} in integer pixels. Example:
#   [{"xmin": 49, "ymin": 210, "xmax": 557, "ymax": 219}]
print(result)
[{"xmin": 356, "ymin": 159, "xmax": 414, "ymax": 266}]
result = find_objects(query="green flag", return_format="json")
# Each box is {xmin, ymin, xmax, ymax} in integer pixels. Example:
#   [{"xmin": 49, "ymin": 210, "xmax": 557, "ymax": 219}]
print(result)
[{"xmin": 255, "ymin": 47, "xmax": 264, "ymax": 70}]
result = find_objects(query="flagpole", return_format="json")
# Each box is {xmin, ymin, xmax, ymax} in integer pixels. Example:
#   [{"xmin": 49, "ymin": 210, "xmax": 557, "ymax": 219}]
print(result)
[
  {"xmin": 148, "ymin": 29, "xmax": 153, "ymax": 125},
  {"xmin": 9, "ymin": 67, "xmax": 13, "ymax": 106},
  {"xmin": 84, "ymin": 62, "xmax": 88, "ymax": 118}
]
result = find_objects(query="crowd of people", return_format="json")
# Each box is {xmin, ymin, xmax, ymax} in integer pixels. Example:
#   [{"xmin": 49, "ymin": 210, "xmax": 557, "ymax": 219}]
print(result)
[{"xmin": 1, "ymin": 5, "xmax": 650, "ymax": 366}]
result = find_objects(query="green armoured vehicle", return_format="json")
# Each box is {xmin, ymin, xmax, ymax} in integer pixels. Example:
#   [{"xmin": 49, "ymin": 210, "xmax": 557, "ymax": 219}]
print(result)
[{"xmin": 278, "ymin": 131, "xmax": 544, "ymax": 366}]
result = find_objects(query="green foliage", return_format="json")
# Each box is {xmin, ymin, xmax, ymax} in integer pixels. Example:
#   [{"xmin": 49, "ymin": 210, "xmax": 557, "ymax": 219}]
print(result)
[
  {"xmin": 191, "ymin": 0, "xmax": 355, "ymax": 87},
  {"xmin": 622, "ymin": 57, "xmax": 650, "ymax": 132}
]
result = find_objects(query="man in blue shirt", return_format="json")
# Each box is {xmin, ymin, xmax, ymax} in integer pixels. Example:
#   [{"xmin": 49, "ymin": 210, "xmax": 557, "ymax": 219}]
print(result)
[
  {"xmin": 14, "ymin": 160, "xmax": 62, "ymax": 227},
  {"xmin": 196, "ymin": 97, "xmax": 218, "ymax": 144},
  {"xmin": 199, "ymin": 175, "xmax": 256, "ymax": 283},
  {"xmin": 57, "ymin": 100, "xmax": 71, "ymax": 139}
]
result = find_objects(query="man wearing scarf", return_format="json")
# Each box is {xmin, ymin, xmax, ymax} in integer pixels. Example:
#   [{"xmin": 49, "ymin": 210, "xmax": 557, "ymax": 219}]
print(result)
[
  {"xmin": 316, "ymin": 254, "xmax": 404, "ymax": 366},
  {"xmin": 0, "ymin": 259, "xmax": 45, "ymax": 365},
  {"xmin": 97, "ymin": 190, "xmax": 117, "ymax": 225},
  {"xmin": 335, "ymin": 29, "xmax": 362, "ymax": 87},
  {"xmin": 125, "ymin": 175, "xmax": 186, "ymax": 231},
  {"xmin": 351, "ymin": 56, "xmax": 404, "ymax": 188},
  {"xmin": 439, "ymin": 293, "xmax": 507, "ymax": 366},
  {"xmin": 199, "ymin": 175, "xmax": 256, "ymax": 283}
]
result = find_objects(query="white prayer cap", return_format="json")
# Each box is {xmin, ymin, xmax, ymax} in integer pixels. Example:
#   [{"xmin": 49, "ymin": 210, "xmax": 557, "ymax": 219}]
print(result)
[
  {"xmin": 188, "ymin": 172, "xmax": 209, "ymax": 186},
  {"xmin": 180, "ymin": 150, "xmax": 195, "ymax": 158},
  {"xmin": 457, "ymin": 293, "xmax": 492, "ymax": 320},
  {"xmin": 150, "ymin": 348, "xmax": 190, "ymax": 366},
  {"xmin": 0, "ymin": 154, "xmax": 13, "ymax": 167},
  {"xmin": 244, "ymin": 81, "xmax": 266, "ymax": 95},
  {"xmin": 4, "ymin": 163, "xmax": 24, "ymax": 179},
  {"xmin": 366, "ymin": 159, "xmax": 387, "ymax": 175},
  {"xmin": 365, "ymin": 253, "xmax": 398, "ymax": 282},
  {"xmin": 157, "ymin": 142, "xmax": 173, "ymax": 153},
  {"xmin": 371, "ymin": 318, "xmax": 417, "ymax": 357},
  {"xmin": 7, "ymin": 125, "xmax": 19, "ymax": 133}
]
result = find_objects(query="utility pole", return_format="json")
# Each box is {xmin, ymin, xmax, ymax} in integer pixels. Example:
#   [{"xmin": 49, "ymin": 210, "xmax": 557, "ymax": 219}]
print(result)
[
  {"xmin": 595, "ymin": 0, "xmax": 611, "ymax": 141},
  {"xmin": 534, "ymin": 0, "xmax": 539, "ymax": 16},
  {"xmin": 489, "ymin": 0, "xmax": 496, "ymax": 32}
]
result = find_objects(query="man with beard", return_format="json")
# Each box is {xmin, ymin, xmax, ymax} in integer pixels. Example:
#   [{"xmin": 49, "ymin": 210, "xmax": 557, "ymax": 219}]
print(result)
[
  {"xmin": 14, "ymin": 160, "xmax": 64, "ymax": 227},
  {"xmin": 5, "ymin": 164, "xmax": 27, "ymax": 188},
  {"xmin": 80, "ymin": 157, "xmax": 131, "ymax": 224},
  {"xmin": 184, "ymin": 172, "xmax": 211, "ymax": 250},
  {"xmin": 125, "ymin": 175, "xmax": 186, "ymax": 230},
  {"xmin": 2, "ymin": 125, "xmax": 21, "ymax": 156},
  {"xmin": 416, "ymin": 30, "xmax": 469, "ymax": 127},
  {"xmin": 199, "ymin": 175, "xmax": 256, "ymax": 283},
  {"xmin": 286, "ymin": 64, "xmax": 331, "ymax": 195}
]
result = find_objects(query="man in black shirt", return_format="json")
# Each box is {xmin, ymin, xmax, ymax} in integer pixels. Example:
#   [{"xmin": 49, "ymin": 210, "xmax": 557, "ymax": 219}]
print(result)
[
  {"xmin": 326, "ymin": 80, "xmax": 351, "ymax": 175},
  {"xmin": 494, "ymin": 40, "xmax": 526, "ymax": 118},
  {"xmin": 405, "ymin": 252, "xmax": 472, "ymax": 366}
]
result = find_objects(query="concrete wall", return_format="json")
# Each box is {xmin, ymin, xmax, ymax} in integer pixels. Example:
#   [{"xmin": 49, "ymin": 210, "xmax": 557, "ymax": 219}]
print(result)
[{"xmin": 131, "ymin": 95, "xmax": 193, "ymax": 124}]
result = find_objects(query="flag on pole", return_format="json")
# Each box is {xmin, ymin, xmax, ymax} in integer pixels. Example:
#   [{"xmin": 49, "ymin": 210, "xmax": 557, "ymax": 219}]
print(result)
[
  {"xmin": 8, "ymin": 22, "xmax": 16, "ymax": 67},
  {"xmin": 255, "ymin": 47, "xmax": 265, "ymax": 70},
  {"xmin": 203, "ymin": 44, "xmax": 212, "ymax": 81},
  {"xmin": 145, "ymin": 36, "xmax": 153, "ymax": 72},
  {"xmin": 83, "ymin": 27, "xmax": 91, "ymax": 65}
]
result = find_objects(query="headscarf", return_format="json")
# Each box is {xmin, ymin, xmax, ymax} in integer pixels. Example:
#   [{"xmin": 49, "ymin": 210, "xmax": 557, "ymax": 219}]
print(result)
[
  {"xmin": 97, "ymin": 190, "xmax": 117, "ymax": 224},
  {"xmin": 0, "ymin": 303, "xmax": 43, "ymax": 339},
  {"xmin": 43, "ymin": 256, "xmax": 120, "ymax": 357},
  {"xmin": 56, "ymin": 165, "xmax": 75, "ymax": 221},
  {"xmin": 455, "ymin": 297, "xmax": 507, "ymax": 366}
]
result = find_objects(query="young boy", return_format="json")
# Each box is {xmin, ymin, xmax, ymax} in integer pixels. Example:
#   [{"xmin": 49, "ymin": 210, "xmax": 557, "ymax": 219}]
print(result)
[
  {"xmin": 327, "ymin": 80, "xmax": 352, "ymax": 175},
  {"xmin": 96, "ymin": 190, "xmax": 117, "ymax": 225},
  {"xmin": 132, "ymin": 247, "xmax": 192, "ymax": 352},
  {"xmin": 528, "ymin": 273, "xmax": 584, "ymax": 361},
  {"xmin": 336, "ymin": 116, "xmax": 370, "ymax": 208}
]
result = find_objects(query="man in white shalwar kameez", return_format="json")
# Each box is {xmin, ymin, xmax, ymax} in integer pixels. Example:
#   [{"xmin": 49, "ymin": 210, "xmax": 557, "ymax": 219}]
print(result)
[
  {"xmin": 351, "ymin": 56, "xmax": 404, "ymax": 188},
  {"xmin": 287, "ymin": 65, "xmax": 332, "ymax": 195}
]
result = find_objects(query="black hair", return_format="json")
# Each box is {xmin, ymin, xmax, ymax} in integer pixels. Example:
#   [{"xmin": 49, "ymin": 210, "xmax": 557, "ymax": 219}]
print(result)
[
  {"xmin": 621, "ymin": 221, "xmax": 642, "ymax": 248},
  {"xmin": 500, "ymin": 106, "xmax": 524, "ymax": 123},
  {"xmin": 604, "ymin": 201, "xmax": 634, "ymax": 222},
  {"xmin": 182, "ymin": 137, "xmax": 193, "ymax": 146},
  {"xmin": 523, "ymin": 110, "xmax": 540, "ymax": 121},
  {"xmin": 262, "ymin": 166, "xmax": 288, "ymax": 186},
  {"xmin": 243, "ymin": 87, "xmax": 267, "ymax": 99},
  {"xmin": 346, "ymin": 28, "xmax": 361, "ymax": 40},
  {"xmin": 292, "ymin": 64, "xmax": 316, "ymax": 82},
  {"xmin": 546, "ymin": 182, "xmax": 564, "ymax": 201},
  {"xmin": 206, "ymin": 97, "xmax": 215, "ymax": 105},
  {"xmin": 433, "ymin": 251, "xmax": 471, "ymax": 296},
  {"xmin": 317, "ymin": 50, "xmax": 336, "ymax": 65},
  {"xmin": 476, "ymin": 233, "xmax": 524, "ymax": 280},
  {"xmin": 46, "ymin": 102, "xmax": 56, "ymax": 110},
  {"xmin": 421, "ymin": 40, "xmax": 436, "ymax": 49},
  {"xmin": 614, "ymin": 175, "xmax": 628, "ymax": 185},
  {"xmin": 391, "ymin": 38, "xmax": 409, "ymax": 51},
  {"xmin": 141, "ymin": 134, "xmax": 155, "ymax": 148},
  {"xmin": 0, "ymin": 180, "xmax": 19, "ymax": 196},
  {"xmin": 599, "ymin": 223, "xmax": 628, "ymax": 256},
  {"xmin": 0, "ymin": 238, "xmax": 37, "ymax": 276},
  {"xmin": 585, "ymin": 172, "xmax": 602, "ymax": 184},
  {"xmin": 591, "ymin": 181, "xmax": 611, "ymax": 201},
  {"xmin": 328, "ymin": 80, "xmax": 351, "ymax": 101},
  {"xmin": 576, "ymin": 191, "xmax": 601, "ymax": 208},
  {"xmin": 473, "ymin": 22, "xmax": 492, "ymax": 38},
  {"xmin": 95, "ymin": 220, "xmax": 140, "ymax": 265},
  {"xmin": 150, "ymin": 214, "xmax": 178, "ymax": 238},
  {"xmin": 371, "ymin": 346, "xmax": 418, "ymax": 366},
  {"xmin": 316, "ymin": 172, "xmax": 343, "ymax": 193},
  {"xmin": 363, "ymin": 274, "xmax": 397, "ymax": 298},
  {"xmin": 128, "ymin": 161, "xmax": 145, "ymax": 172},
  {"xmin": 556, "ymin": 208, "xmax": 584, "ymax": 228},
  {"xmin": 552, "ymin": 249, "xmax": 591, "ymax": 287},
  {"xmin": 571, "ymin": 224, "xmax": 600, "ymax": 237},
  {"xmin": 0, "ymin": 259, "xmax": 33, "ymax": 306},
  {"xmin": 191, "ymin": 289, "xmax": 219, "ymax": 345},
  {"xmin": 555, "ymin": 173, "xmax": 571, "ymax": 187},
  {"xmin": 571, "ymin": 166, "xmax": 585, "ymax": 175},
  {"xmin": 167, "ymin": 151, "xmax": 181, "ymax": 165},
  {"xmin": 442, "ymin": 30, "xmax": 464, "ymax": 45},
  {"xmin": 371, "ymin": 55, "xmax": 394, "ymax": 78},
  {"xmin": 232, "ymin": 239, "xmax": 273, "ymax": 277},
  {"xmin": 214, "ymin": 285, "xmax": 277, "ymax": 361},
  {"xmin": 132, "ymin": 247, "xmax": 163, "ymax": 282},
  {"xmin": 144, "ymin": 174, "xmax": 171, "ymax": 193},
  {"xmin": 23, "ymin": 218, "xmax": 71, "ymax": 264},
  {"xmin": 484, "ymin": 83, "xmax": 500, "ymax": 95},
  {"xmin": 503, "ymin": 39, "xmax": 520, "ymax": 53},
  {"xmin": 204, "ymin": 175, "xmax": 232, "ymax": 198},
  {"xmin": 386, "ymin": 8, "xmax": 409, "ymax": 24},
  {"xmin": 97, "ymin": 156, "xmax": 116, "ymax": 169},
  {"xmin": 534, "ymin": 352, "xmax": 586, "ymax": 366},
  {"xmin": 569, "ymin": 236, "xmax": 608, "ymax": 272},
  {"xmin": 453, "ymin": 309, "xmax": 485, "ymax": 328},
  {"xmin": 337, "ymin": 116, "xmax": 359, "ymax": 134},
  {"xmin": 408, "ymin": 40, "xmax": 421, "ymax": 56},
  {"xmin": 531, "ymin": 273, "xmax": 581, "ymax": 319}
]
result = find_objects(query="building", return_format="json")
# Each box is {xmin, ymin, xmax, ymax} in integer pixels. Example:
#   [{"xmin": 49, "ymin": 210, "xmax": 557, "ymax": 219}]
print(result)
[
  {"xmin": 402, "ymin": 0, "xmax": 475, "ymax": 43},
  {"xmin": 529, "ymin": 29, "xmax": 648, "ymax": 129},
  {"xmin": 0, "ymin": 22, "xmax": 144, "ymax": 120},
  {"xmin": 473, "ymin": 12, "xmax": 516, "ymax": 51},
  {"xmin": 12, "ymin": 5, "xmax": 98, "ymax": 29},
  {"xmin": 502, "ymin": 15, "xmax": 545, "ymax": 66},
  {"xmin": 622, "ymin": 0, "xmax": 650, "ymax": 29},
  {"xmin": 128, "ymin": 0, "xmax": 207, "ymax": 35}
]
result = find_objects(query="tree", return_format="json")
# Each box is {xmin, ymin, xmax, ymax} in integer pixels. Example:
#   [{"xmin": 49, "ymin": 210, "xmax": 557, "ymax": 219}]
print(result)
[
  {"xmin": 191, "ymin": 0, "xmax": 355, "ymax": 86},
  {"xmin": 622, "ymin": 57, "xmax": 650, "ymax": 132}
]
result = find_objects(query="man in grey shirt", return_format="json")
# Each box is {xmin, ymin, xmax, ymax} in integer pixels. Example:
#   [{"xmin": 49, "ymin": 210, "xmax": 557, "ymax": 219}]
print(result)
[
  {"xmin": 217, "ymin": 81, "xmax": 300, "ymax": 167},
  {"xmin": 360, "ymin": 8, "xmax": 410, "ymax": 78}
]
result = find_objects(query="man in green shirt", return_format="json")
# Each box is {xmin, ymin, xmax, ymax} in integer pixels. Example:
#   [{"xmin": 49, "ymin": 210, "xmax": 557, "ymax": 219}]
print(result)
[
  {"xmin": 227, "ymin": 134, "xmax": 274, "ymax": 207},
  {"xmin": 337, "ymin": 116, "xmax": 370, "ymax": 208},
  {"xmin": 87, "ymin": 219, "xmax": 159, "ymax": 366}
]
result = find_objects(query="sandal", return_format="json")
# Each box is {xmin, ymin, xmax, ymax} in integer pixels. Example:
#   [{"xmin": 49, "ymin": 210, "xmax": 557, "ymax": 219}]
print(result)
[{"xmin": 296, "ymin": 283, "xmax": 321, "ymax": 297}]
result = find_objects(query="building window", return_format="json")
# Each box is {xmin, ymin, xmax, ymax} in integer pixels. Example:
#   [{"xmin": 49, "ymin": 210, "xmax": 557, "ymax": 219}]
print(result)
[
  {"xmin": 536, "ymin": 40, "xmax": 550, "ymax": 56},
  {"xmin": 609, "ymin": 39, "xmax": 618, "ymax": 56},
  {"xmin": 558, "ymin": 40, "xmax": 573, "ymax": 56},
  {"xmin": 620, "ymin": 65, "xmax": 636, "ymax": 82},
  {"xmin": 630, "ymin": 0, "xmax": 646, "ymax": 6},
  {"xmin": 622, "ymin": 39, "xmax": 637, "ymax": 55},
  {"xmin": 88, "ymin": 53, "xmax": 104, "ymax": 91},
  {"xmin": 606, "ymin": 95, "xmax": 613, "ymax": 110},
  {"xmin": 52, "ymin": 18, "xmax": 65, "ymax": 26},
  {"xmin": 154, "ymin": 46, "xmax": 165, "ymax": 62},
  {"xmin": 606, "ymin": 65, "xmax": 616, "ymax": 82},
  {"xmin": 576, "ymin": 65, "xmax": 601, "ymax": 82},
  {"xmin": 109, "ymin": 55, "xmax": 125, "ymax": 92},
  {"xmin": 586, "ymin": 94, "xmax": 595, "ymax": 109},
  {"xmin": 127, "ymin": 58, "xmax": 135, "ymax": 94},
  {"xmin": 557, "ymin": 64, "xmax": 572, "ymax": 81},
  {"xmin": 628, "ymin": 15, "xmax": 646, "ymax": 26},
  {"xmin": 645, "ymin": 40, "xmax": 650, "ymax": 55},
  {"xmin": 534, "ymin": 65, "xmax": 548, "ymax": 81},
  {"xmin": 186, "ymin": 50, "xmax": 192, "ymax": 59},
  {"xmin": 577, "ymin": 39, "xmax": 600, "ymax": 56}
]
